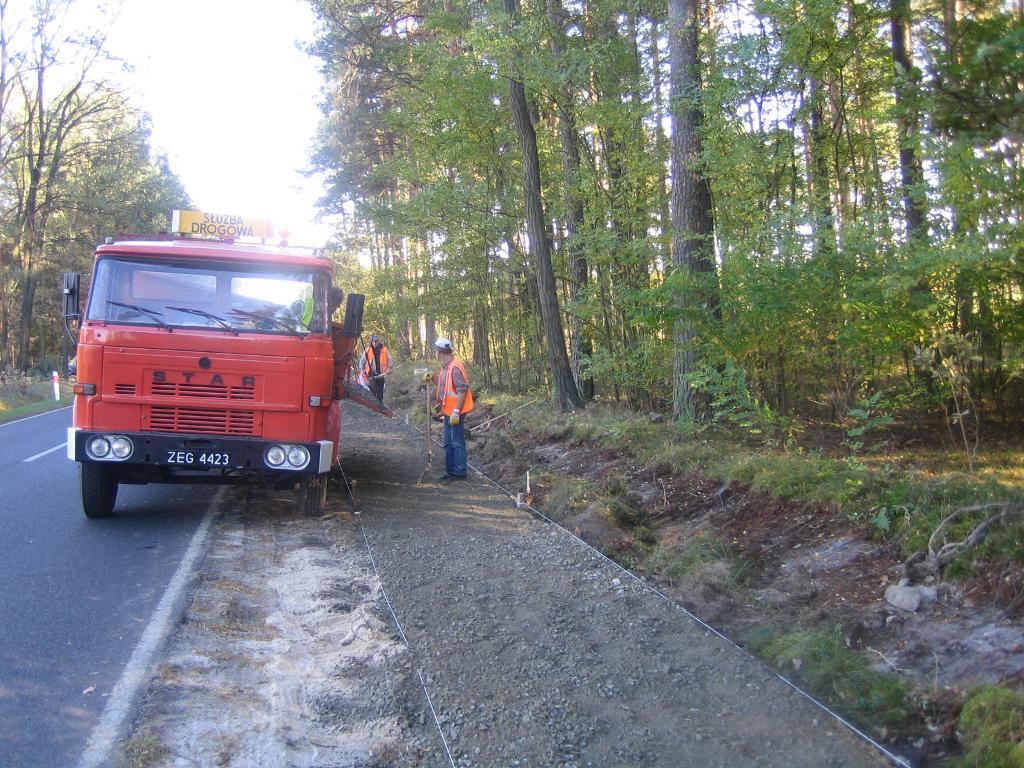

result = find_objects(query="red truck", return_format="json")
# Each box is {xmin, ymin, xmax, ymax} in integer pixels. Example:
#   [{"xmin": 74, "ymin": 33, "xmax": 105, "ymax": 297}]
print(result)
[{"xmin": 62, "ymin": 235, "xmax": 378, "ymax": 518}]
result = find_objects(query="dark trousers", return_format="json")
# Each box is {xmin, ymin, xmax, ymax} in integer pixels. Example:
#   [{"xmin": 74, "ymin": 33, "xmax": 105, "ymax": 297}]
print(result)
[
  {"xmin": 442, "ymin": 416, "xmax": 467, "ymax": 477},
  {"xmin": 369, "ymin": 376, "xmax": 385, "ymax": 403}
]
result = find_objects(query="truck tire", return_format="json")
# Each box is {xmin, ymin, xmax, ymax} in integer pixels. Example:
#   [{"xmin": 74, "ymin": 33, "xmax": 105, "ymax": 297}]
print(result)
[
  {"xmin": 300, "ymin": 473, "xmax": 327, "ymax": 517},
  {"xmin": 81, "ymin": 463, "xmax": 118, "ymax": 518}
]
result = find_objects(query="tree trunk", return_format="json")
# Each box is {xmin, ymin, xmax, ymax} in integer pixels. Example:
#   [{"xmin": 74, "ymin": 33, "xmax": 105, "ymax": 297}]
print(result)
[
  {"xmin": 667, "ymin": 0, "xmax": 717, "ymax": 422},
  {"xmin": 890, "ymin": 0, "xmax": 927, "ymax": 245},
  {"xmin": 649, "ymin": 14, "xmax": 672, "ymax": 267},
  {"xmin": 807, "ymin": 76, "xmax": 836, "ymax": 260},
  {"xmin": 16, "ymin": 262, "xmax": 37, "ymax": 371},
  {"xmin": 503, "ymin": 0, "xmax": 583, "ymax": 411},
  {"xmin": 547, "ymin": 0, "xmax": 594, "ymax": 401}
]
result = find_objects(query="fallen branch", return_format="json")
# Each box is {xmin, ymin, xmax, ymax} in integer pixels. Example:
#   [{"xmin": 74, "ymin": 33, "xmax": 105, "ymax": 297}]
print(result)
[
  {"xmin": 472, "ymin": 397, "xmax": 543, "ymax": 432},
  {"xmin": 867, "ymin": 647, "xmax": 906, "ymax": 674},
  {"xmin": 903, "ymin": 501, "xmax": 1023, "ymax": 582}
]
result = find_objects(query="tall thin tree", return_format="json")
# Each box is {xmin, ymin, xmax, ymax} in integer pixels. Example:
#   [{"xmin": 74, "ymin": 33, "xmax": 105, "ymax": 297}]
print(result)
[
  {"xmin": 547, "ymin": 0, "xmax": 593, "ymax": 400},
  {"xmin": 502, "ymin": 0, "xmax": 583, "ymax": 411},
  {"xmin": 891, "ymin": 0, "xmax": 927, "ymax": 245},
  {"xmin": 667, "ymin": 0, "xmax": 717, "ymax": 421}
]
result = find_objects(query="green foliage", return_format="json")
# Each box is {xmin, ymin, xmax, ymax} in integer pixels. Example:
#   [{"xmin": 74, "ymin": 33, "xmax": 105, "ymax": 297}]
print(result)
[
  {"xmin": 930, "ymin": 13, "xmax": 1024, "ymax": 147},
  {"xmin": 870, "ymin": 508, "xmax": 892, "ymax": 535},
  {"xmin": 844, "ymin": 391, "xmax": 896, "ymax": 455},
  {"xmin": 303, "ymin": 0, "xmax": 1024, "ymax": 436},
  {"xmin": 686, "ymin": 359, "xmax": 777, "ymax": 436},
  {"xmin": 952, "ymin": 686, "xmax": 1024, "ymax": 768},
  {"xmin": 747, "ymin": 627, "xmax": 911, "ymax": 727}
]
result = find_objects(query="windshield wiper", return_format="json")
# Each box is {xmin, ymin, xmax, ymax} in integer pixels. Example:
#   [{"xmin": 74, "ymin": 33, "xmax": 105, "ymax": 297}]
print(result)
[
  {"xmin": 165, "ymin": 306, "xmax": 239, "ymax": 334},
  {"xmin": 228, "ymin": 308, "xmax": 307, "ymax": 335},
  {"xmin": 106, "ymin": 301, "xmax": 171, "ymax": 329}
]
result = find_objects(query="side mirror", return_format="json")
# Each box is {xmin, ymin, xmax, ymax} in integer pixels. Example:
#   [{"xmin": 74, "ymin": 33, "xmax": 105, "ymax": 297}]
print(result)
[
  {"xmin": 62, "ymin": 273, "xmax": 80, "ymax": 319},
  {"xmin": 329, "ymin": 287, "xmax": 344, "ymax": 315},
  {"xmin": 342, "ymin": 293, "xmax": 364, "ymax": 336}
]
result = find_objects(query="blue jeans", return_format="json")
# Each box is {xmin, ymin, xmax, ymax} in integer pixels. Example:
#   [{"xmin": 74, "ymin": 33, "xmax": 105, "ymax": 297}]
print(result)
[{"xmin": 442, "ymin": 416, "xmax": 467, "ymax": 477}]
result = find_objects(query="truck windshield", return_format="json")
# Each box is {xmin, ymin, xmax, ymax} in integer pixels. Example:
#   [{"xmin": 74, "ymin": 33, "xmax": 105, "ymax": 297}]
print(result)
[{"xmin": 85, "ymin": 257, "xmax": 329, "ymax": 335}]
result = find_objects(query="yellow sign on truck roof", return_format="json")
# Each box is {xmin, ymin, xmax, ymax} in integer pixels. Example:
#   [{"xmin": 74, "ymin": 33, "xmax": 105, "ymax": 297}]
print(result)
[{"xmin": 171, "ymin": 210, "xmax": 273, "ymax": 240}]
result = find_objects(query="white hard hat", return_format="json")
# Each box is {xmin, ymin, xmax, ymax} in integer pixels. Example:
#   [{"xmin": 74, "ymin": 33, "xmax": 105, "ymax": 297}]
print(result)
[{"xmin": 433, "ymin": 337, "xmax": 453, "ymax": 351}]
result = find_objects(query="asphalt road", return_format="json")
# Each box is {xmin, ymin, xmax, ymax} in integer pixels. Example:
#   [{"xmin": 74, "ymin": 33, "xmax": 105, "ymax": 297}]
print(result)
[{"xmin": 0, "ymin": 407, "xmax": 216, "ymax": 768}]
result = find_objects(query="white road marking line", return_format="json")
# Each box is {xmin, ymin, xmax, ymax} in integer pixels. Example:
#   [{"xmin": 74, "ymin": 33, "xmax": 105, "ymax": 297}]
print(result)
[
  {"xmin": 75, "ymin": 488, "xmax": 224, "ymax": 768},
  {"xmin": 0, "ymin": 405, "xmax": 72, "ymax": 428},
  {"xmin": 22, "ymin": 443, "xmax": 67, "ymax": 462}
]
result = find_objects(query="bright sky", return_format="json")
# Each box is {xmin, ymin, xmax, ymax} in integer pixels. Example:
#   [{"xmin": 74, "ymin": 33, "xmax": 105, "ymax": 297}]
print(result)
[{"xmin": 103, "ymin": 0, "xmax": 334, "ymax": 246}]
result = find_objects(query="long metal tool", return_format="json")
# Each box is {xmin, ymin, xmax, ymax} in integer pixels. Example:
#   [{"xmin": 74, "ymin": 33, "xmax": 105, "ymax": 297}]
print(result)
[
  {"xmin": 424, "ymin": 373, "xmax": 433, "ymax": 465},
  {"xmin": 471, "ymin": 397, "xmax": 543, "ymax": 431}
]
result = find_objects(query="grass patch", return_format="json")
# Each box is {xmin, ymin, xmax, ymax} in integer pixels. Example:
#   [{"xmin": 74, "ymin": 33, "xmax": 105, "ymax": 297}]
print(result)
[
  {"xmin": 746, "ymin": 627, "xmax": 911, "ymax": 728},
  {"xmin": 123, "ymin": 735, "xmax": 168, "ymax": 768},
  {"xmin": 0, "ymin": 395, "xmax": 73, "ymax": 424},
  {"xmin": 726, "ymin": 450, "xmax": 866, "ymax": 507},
  {"xmin": 536, "ymin": 474, "xmax": 587, "ymax": 521},
  {"xmin": 0, "ymin": 372, "xmax": 72, "ymax": 424},
  {"xmin": 639, "ymin": 438, "xmax": 724, "ymax": 475},
  {"xmin": 953, "ymin": 685, "xmax": 1024, "ymax": 768},
  {"xmin": 641, "ymin": 535, "xmax": 746, "ymax": 586}
]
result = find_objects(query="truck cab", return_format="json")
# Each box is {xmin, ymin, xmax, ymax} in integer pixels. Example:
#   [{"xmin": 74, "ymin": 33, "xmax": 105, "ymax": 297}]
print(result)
[{"xmin": 64, "ymin": 236, "xmax": 364, "ymax": 518}]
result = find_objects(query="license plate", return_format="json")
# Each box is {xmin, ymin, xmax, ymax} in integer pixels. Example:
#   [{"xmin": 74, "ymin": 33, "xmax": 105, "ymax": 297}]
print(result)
[{"xmin": 166, "ymin": 450, "xmax": 231, "ymax": 467}]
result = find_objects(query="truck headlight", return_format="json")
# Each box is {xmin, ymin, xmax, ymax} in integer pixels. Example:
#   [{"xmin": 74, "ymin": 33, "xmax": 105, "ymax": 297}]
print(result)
[
  {"xmin": 86, "ymin": 434, "xmax": 134, "ymax": 461},
  {"xmin": 110, "ymin": 436, "xmax": 134, "ymax": 459},
  {"xmin": 265, "ymin": 446, "xmax": 286, "ymax": 467},
  {"xmin": 87, "ymin": 436, "xmax": 111, "ymax": 458},
  {"xmin": 286, "ymin": 446, "xmax": 310, "ymax": 468}
]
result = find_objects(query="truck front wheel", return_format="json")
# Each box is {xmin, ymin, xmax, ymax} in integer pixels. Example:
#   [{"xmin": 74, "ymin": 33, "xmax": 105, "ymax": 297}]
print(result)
[
  {"xmin": 299, "ymin": 473, "xmax": 328, "ymax": 517},
  {"xmin": 81, "ymin": 463, "xmax": 118, "ymax": 518}
]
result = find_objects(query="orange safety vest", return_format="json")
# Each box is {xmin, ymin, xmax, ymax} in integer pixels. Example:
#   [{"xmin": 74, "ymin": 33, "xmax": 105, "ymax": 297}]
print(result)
[
  {"xmin": 436, "ymin": 357, "xmax": 474, "ymax": 416},
  {"xmin": 362, "ymin": 346, "xmax": 390, "ymax": 376}
]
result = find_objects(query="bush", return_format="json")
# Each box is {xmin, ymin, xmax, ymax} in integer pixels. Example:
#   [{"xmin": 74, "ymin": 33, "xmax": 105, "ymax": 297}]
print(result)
[
  {"xmin": 953, "ymin": 686, "xmax": 1024, "ymax": 768},
  {"xmin": 29, "ymin": 355, "xmax": 62, "ymax": 379}
]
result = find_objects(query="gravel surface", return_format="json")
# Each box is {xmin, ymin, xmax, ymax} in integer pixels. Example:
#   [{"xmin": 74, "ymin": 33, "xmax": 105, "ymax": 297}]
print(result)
[
  {"xmin": 344, "ymin": 405, "xmax": 888, "ymax": 768},
  {"xmin": 122, "ymin": 403, "xmax": 893, "ymax": 767}
]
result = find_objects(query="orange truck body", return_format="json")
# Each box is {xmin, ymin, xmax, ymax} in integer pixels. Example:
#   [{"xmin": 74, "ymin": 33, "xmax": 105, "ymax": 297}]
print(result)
[{"xmin": 65, "ymin": 237, "xmax": 364, "ymax": 516}]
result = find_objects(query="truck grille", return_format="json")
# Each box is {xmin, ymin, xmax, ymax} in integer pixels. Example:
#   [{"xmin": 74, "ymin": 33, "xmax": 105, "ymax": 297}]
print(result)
[
  {"xmin": 150, "ymin": 382, "xmax": 255, "ymax": 400},
  {"xmin": 147, "ymin": 406, "xmax": 256, "ymax": 435}
]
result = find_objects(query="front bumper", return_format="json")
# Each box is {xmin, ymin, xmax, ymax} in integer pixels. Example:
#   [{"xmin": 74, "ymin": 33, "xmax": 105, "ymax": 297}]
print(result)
[{"xmin": 67, "ymin": 428, "xmax": 332, "ymax": 476}]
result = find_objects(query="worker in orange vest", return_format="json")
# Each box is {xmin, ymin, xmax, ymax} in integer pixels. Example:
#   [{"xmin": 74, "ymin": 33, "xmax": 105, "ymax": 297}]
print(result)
[
  {"xmin": 359, "ymin": 334, "xmax": 391, "ymax": 403},
  {"xmin": 433, "ymin": 337, "xmax": 474, "ymax": 482}
]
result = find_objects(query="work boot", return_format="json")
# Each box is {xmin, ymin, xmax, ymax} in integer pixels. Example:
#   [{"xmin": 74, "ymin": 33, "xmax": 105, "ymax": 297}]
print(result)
[{"xmin": 437, "ymin": 474, "xmax": 455, "ymax": 483}]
